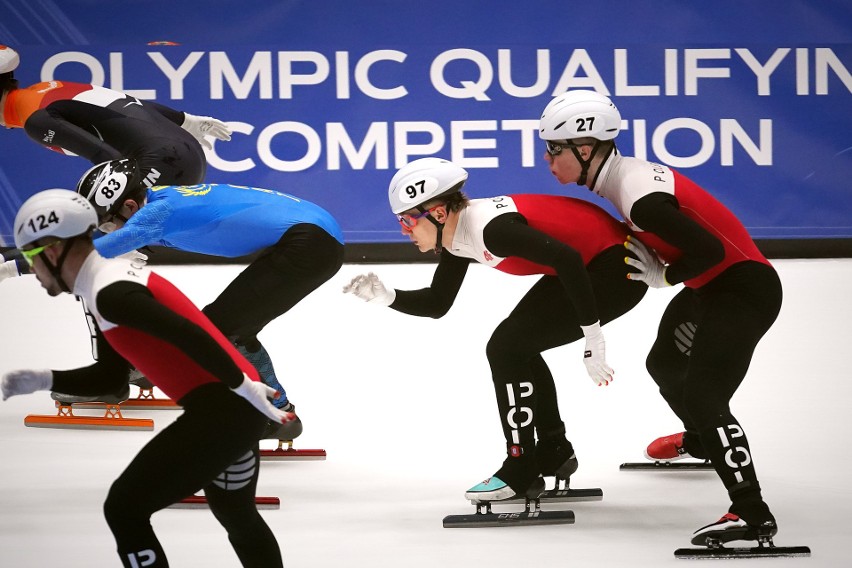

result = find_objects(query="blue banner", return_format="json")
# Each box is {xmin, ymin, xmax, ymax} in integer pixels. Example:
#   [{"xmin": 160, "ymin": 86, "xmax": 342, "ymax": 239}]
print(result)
[{"xmin": 1, "ymin": 1, "xmax": 851, "ymax": 245}]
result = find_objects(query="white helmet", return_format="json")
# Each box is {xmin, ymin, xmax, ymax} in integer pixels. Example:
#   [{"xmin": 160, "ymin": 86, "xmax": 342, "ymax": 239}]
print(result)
[
  {"xmin": 388, "ymin": 158, "xmax": 468, "ymax": 214},
  {"xmin": 0, "ymin": 45, "xmax": 19, "ymax": 74},
  {"xmin": 14, "ymin": 189, "xmax": 98, "ymax": 249},
  {"xmin": 539, "ymin": 90, "xmax": 621, "ymax": 141}
]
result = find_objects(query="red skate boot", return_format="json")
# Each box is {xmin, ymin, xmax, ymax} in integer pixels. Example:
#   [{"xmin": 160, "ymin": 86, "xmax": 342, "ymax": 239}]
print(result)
[{"xmin": 645, "ymin": 431, "xmax": 692, "ymax": 462}]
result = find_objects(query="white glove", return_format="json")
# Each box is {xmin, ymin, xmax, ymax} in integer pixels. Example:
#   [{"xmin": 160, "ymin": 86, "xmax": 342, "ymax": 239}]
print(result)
[
  {"xmin": 116, "ymin": 249, "xmax": 148, "ymax": 266},
  {"xmin": 342, "ymin": 272, "xmax": 396, "ymax": 307},
  {"xmin": 580, "ymin": 322, "xmax": 613, "ymax": 386},
  {"xmin": 624, "ymin": 237, "xmax": 670, "ymax": 288},
  {"xmin": 181, "ymin": 112, "xmax": 232, "ymax": 150},
  {"xmin": 232, "ymin": 374, "xmax": 296, "ymax": 424},
  {"xmin": 1, "ymin": 369, "xmax": 53, "ymax": 400},
  {"xmin": 0, "ymin": 258, "xmax": 21, "ymax": 283}
]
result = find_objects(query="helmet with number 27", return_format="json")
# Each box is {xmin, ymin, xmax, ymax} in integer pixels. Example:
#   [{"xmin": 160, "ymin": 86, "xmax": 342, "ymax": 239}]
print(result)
[{"xmin": 538, "ymin": 90, "xmax": 622, "ymax": 142}]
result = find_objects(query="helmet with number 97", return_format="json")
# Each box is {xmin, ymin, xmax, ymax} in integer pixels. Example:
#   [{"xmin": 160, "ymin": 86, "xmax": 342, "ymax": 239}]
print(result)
[
  {"xmin": 76, "ymin": 158, "xmax": 143, "ymax": 222},
  {"xmin": 388, "ymin": 158, "xmax": 468, "ymax": 214},
  {"xmin": 539, "ymin": 90, "xmax": 621, "ymax": 142},
  {"xmin": 14, "ymin": 189, "xmax": 97, "ymax": 249}
]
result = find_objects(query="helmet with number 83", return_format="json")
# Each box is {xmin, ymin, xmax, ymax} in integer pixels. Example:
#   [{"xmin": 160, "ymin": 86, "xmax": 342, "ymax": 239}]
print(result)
[
  {"xmin": 76, "ymin": 158, "xmax": 143, "ymax": 222},
  {"xmin": 539, "ymin": 90, "xmax": 621, "ymax": 142},
  {"xmin": 14, "ymin": 189, "xmax": 97, "ymax": 249},
  {"xmin": 388, "ymin": 157, "xmax": 468, "ymax": 214}
]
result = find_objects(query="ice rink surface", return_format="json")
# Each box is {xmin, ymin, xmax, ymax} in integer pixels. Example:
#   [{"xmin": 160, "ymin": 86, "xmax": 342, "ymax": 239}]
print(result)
[{"xmin": 1, "ymin": 258, "xmax": 849, "ymax": 567}]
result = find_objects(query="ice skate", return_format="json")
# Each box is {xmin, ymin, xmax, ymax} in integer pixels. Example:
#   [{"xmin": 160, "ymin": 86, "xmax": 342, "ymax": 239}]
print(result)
[
  {"xmin": 29, "ymin": 385, "xmax": 152, "ymax": 431},
  {"xmin": 620, "ymin": 431, "xmax": 713, "ymax": 471},
  {"xmin": 70, "ymin": 369, "xmax": 179, "ymax": 410},
  {"xmin": 675, "ymin": 513, "xmax": 810, "ymax": 559},
  {"xmin": 444, "ymin": 455, "xmax": 575, "ymax": 528},
  {"xmin": 446, "ymin": 474, "xmax": 573, "ymax": 528},
  {"xmin": 499, "ymin": 438, "xmax": 603, "ymax": 504},
  {"xmin": 259, "ymin": 403, "xmax": 326, "ymax": 461}
]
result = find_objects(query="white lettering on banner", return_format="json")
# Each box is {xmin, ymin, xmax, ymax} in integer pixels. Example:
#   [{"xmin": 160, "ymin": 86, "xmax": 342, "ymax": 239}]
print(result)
[
  {"xmin": 148, "ymin": 51, "xmax": 205, "ymax": 99},
  {"xmin": 41, "ymin": 48, "xmax": 851, "ymax": 100},
  {"xmin": 205, "ymin": 118, "xmax": 773, "ymax": 172}
]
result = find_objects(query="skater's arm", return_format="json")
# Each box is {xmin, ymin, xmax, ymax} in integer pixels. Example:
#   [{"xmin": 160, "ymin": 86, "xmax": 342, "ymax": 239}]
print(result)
[
  {"xmin": 483, "ymin": 213, "xmax": 599, "ymax": 326},
  {"xmin": 93, "ymin": 202, "xmax": 168, "ymax": 259},
  {"xmin": 24, "ymin": 104, "xmax": 122, "ymax": 163},
  {"xmin": 390, "ymin": 252, "xmax": 471, "ymax": 318},
  {"xmin": 51, "ymin": 331, "xmax": 131, "ymax": 397},
  {"xmin": 143, "ymin": 100, "xmax": 186, "ymax": 125},
  {"xmin": 96, "ymin": 282, "xmax": 246, "ymax": 388},
  {"xmin": 629, "ymin": 193, "xmax": 724, "ymax": 285}
]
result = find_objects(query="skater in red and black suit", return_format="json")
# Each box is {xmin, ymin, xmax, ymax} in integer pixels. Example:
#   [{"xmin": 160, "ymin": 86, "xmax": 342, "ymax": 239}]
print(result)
[
  {"xmin": 539, "ymin": 90, "xmax": 782, "ymax": 547},
  {"xmin": 344, "ymin": 158, "xmax": 647, "ymax": 504},
  {"xmin": 1, "ymin": 189, "xmax": 290, "ymax": 568}
]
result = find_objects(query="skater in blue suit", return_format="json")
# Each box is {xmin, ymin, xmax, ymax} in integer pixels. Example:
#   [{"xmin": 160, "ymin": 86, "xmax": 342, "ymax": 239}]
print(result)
[{"xmin": 77, "ymin": 158, "xmax": 345, "ymax": 441}]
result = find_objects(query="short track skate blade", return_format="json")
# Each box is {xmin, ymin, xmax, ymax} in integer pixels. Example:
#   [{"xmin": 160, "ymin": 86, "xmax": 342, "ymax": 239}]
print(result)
[
  {"xmin": 674, "ymin": 545, "xmax": 811, "ymax": 559},
  {"xmin": 260, "ymin": 448, "xmax": 326, "ymax": 461},
  {"xmin": 620, "ymin": 460, "xmax": 713, "ymax": 471},
  {"xmin": 169, "ymin": 495, "xmax": 280, "ymax": 510},
  {"xmin": 443, "ymin": 509, "xmax": 575, "ymax": 528},
  {"xmin": 24, "ymin": 414, "xmax": 154, "ymax": 431},
  {"xmin": 500, "ymin": 487, "xmax": 603, "ymax": 505}
]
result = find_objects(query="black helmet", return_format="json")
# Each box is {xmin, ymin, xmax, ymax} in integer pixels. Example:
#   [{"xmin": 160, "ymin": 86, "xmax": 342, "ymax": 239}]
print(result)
[{"xmin": 76, "ymin": 158, "xmax": 143, "ymax": 222}]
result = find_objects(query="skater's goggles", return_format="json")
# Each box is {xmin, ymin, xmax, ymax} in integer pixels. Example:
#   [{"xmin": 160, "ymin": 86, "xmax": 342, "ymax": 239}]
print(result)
[
  {"xmin": 20, "ymin": 240, "xmax": 61, "ymax": 266},
  {"xmin": 544, "ymin": 139, "xmax": 583, "ymax": 157},
  {"xmin": 396, "ymin": 206, "xmax": 440, "ymax": 231}
]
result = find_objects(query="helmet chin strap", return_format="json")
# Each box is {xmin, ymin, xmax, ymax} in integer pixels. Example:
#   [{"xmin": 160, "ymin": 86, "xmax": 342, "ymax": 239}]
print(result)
[
  {"xmin": 44, "ymin": 237, "xmax": 78, "ymax": 293},
  {"xmin": 569, "ymin": 141, "xmax": 604, "ymax": 187},
  {"xmin": 416, "ymin": 204, "xmax": 446, "ymax": 254}
]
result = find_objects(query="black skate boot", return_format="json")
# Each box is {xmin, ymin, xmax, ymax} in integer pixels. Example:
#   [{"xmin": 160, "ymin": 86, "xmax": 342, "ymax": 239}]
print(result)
[
  {"xmin": 536, "ymin": 436, "xmax": 578, "ymax": 479},
  {"xmin": 691, "ymin": 512, "xmax": 778, "ymax": 546},
  {"xmin": 261, "ymin": 402, "xmax": 303, "ymax": 441},
  {"xmin": 128, "ymin": 367, "xmax": 153, "ymax": 391},
  {"xmin": 50, "ymin": 384, "xmax": 130, "ymax": 406}
]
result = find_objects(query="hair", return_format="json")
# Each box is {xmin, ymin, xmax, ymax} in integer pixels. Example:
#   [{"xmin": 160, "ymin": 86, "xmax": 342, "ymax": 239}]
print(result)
[
  {"xmin": 0, "ymin": 72, "xmax": 18, "ymax": 93},
  {"xmin": 422, "ymin": 183, "xmax": 470, "ymax": 213},
  {"xmin": 571, "ymin": 136, "xmax": 616, "ymax": 150},
  {"xmin": 125, "ymin": 183, "xmax": 149, "ymax": 207}
]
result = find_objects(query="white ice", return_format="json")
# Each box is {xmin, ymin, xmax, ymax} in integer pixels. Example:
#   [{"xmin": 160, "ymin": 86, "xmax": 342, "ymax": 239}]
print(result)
[{"xmin": 1, "ymin": 259, "xmax": 849, "ymax": 567}]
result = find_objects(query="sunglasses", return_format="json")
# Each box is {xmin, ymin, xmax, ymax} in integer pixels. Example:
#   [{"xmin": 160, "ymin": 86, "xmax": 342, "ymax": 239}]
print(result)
[
  {"xmin": 544, "ymin": 140, "xmax": 582, "ymax": 156},
  {"xmin": 396, "ymin": 206, "xmax": 440, "ymax": 231},
  {"xmin": 21, "ymin": 240, "xmax": 61, "ymax": 266}
]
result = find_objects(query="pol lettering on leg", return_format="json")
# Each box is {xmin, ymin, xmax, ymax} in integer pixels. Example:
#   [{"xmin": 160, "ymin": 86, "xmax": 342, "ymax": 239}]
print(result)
[
  {"xmin": 717, "ymin": 424, "xmax": 751, "ymax": 483},
  {"xmin": 127, "ymin": 549, "xmax": 156, "ymax": 568},
  {"xmin": 505, "ymin": 382, "xmax": 534, "ymax": 447}
]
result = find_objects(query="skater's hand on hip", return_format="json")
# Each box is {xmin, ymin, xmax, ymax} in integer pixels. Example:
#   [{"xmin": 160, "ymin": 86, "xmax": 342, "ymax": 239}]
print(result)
[
  {"xmin": 624, "ymin": 237, "xmax": 669, "ymax": 288},
  {"xmin": 181, "ymin": 113, "xmax": 232, "ymax": 150},
  {"xmin": 232, "ymin": 374, "xmax": 296, "ymax": 423},
  {"xmin": 580, "ymin": 322, "xmax": 614, "ymax": 386},
  {"xmin": 1, "ymin": 369, "xmax": 53, "ymax": 400},
  {"xmin": 342, "ymin": 272, "xmax": 396, "ymax": 306}
]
